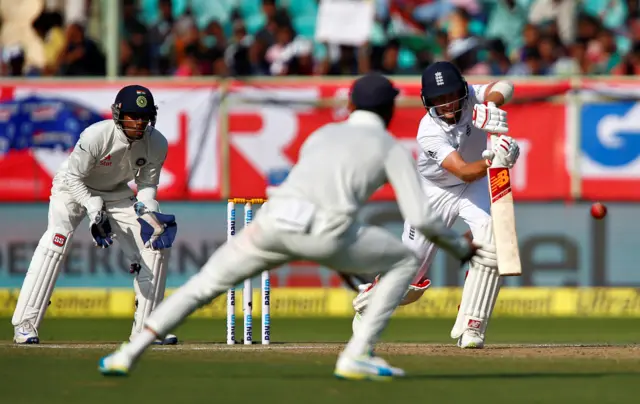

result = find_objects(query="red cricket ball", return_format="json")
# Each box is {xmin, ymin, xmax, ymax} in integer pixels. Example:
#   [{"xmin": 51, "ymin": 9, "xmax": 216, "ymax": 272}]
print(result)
[{"xmin": 591, "ymin": 202, "xmax": 607, "ymax": 220}]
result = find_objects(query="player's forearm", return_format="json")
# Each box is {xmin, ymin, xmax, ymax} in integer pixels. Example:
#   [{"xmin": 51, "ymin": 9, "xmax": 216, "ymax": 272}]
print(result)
[
  {"xmin": 456, "ymin": 159, "xmax": 490, "ymax": 182},
  {"xmin": 64, "ymin": 173, "xmax": 93, "ymax": 207},
  {"xmin": 485, "ymin": 91, "xmax": 505, "ymax": 107},
  {"xmin": 397, "ymin": 196, "xmax": 471, "ymax": 259},
  {"xmin": 384, "ymin": 145, "xmax": 473, "ymax": 260},
  {"xmin": 485, "ymin": 81, "xmax": 514, "ymax": 107},
  {"xmin": 136, "ymin": 185, "xmax": 159, "ymax": 211}
]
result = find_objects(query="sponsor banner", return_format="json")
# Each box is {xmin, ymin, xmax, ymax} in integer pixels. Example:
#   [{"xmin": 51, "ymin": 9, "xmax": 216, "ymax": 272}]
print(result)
[
  {"xmin": 0, "ymin": 79, "xmax": 569, "ymax": 201},
  {"xmin": 579, "ymin": 101, "xmax": 640, "ymax": 200},
  {"xmin": 228, "ymin": 80, "xmax": 569, "ymax": 200},
  {"xmin": 0, "ymin": 81, "xmax": 222, "ymax": 201},
  {"xmin": 3, "ymin": 287, "xmax": 640, "ymax": 318},
  {"xmin": 1, "ymin": 202, "xmax": 640, "ymax": 289},
  {"xmin": 397, "ymin": 287, "xmax": 640, "ymax": 317}
]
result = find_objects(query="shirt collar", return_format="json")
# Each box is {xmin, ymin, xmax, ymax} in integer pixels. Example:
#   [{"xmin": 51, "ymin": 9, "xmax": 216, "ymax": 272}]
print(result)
[{"xmin": 347, "ymin": 110, "xmax": 386, "ymax": 130}]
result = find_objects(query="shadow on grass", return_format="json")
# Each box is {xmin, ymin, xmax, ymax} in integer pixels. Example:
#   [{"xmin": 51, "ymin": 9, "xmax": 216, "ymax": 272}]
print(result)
[
  {"xmin": 229, "ymin": 370, "xmax": 640, "ymax": 381},
  {"xmin": 399, "ymin": 371, "xmax": 640, "ymax": 381}
]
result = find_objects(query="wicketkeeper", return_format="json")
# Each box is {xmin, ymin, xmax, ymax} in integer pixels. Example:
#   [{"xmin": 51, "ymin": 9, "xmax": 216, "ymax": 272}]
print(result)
[{"xmin": 11, "ymin": 85, "xmax": 178, "ymax": 345}]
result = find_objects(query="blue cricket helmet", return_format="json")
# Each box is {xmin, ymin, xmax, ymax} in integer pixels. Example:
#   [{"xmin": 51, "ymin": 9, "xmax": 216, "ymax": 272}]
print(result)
[
  {"xmin": 420, "ymin": 61, "xmax": 468, "ymax": 121},
  {"xmin": 111, "ymin": 85, "xmax": 158, "ymax": 140}
]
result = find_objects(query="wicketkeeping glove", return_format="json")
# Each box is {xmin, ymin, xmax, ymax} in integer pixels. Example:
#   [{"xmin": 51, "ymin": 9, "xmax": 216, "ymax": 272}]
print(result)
[
  {"xmin": 135, "ymin": 202, "xmax": 177, "ymax": 250},
  {"xmin": 89, "ymin": 210, "xmax": 114, "ymax": 248}
]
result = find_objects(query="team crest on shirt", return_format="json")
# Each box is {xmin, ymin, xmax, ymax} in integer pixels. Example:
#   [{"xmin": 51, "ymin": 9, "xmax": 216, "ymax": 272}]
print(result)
[{"xmin": 136, "ymin": 158, "xmax": 147, "ymax": 166}]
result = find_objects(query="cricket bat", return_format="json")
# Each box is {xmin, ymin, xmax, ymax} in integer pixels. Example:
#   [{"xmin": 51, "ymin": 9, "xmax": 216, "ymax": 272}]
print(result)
[{"xmin": 487, "ymin": 135, "xmax": 522, "ymax": 276}]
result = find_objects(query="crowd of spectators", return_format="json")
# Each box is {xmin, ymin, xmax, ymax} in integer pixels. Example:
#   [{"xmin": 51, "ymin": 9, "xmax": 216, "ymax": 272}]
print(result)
[{"xmin": 1, "ymin": 0, "xmax": 639, "ymax": 77}]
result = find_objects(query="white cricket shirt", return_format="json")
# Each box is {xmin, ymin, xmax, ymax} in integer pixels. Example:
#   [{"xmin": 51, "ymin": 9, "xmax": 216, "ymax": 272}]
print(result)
[
  {"xmin": 416, "ymin": 84, "xmax": 490, "ymax": 187},
  {"xmin": 52, "ymin": 120, "xmax": 168, "ymax": 207}
]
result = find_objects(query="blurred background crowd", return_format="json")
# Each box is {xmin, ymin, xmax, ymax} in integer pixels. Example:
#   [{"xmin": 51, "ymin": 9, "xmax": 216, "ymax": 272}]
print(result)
[{"xmin": 1, "ymin": 0, "xmax": 639, "ymax": 78}]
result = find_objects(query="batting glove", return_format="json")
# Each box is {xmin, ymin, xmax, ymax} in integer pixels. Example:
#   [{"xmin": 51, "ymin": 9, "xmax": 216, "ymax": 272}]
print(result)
[
  {"xmin": 483, "ymin": 135, "xmax": 520, "ymax": 168},
  {"xmin": 473, "ymin": 102, "xmax": 508, "ymax": 134}
]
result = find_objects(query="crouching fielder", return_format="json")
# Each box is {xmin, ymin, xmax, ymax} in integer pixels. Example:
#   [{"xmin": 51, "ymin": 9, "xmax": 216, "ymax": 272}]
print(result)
[
  {"xmin": 99, "ymin": 74, "xmax": 481, "ymax": 381},
  {"xmin": 351, "ymin": 61, "xmax": 519, "ymax": 349},
  {"xmin": 11, "ymin": 85, "xmax": 178, "ymax": 345}
]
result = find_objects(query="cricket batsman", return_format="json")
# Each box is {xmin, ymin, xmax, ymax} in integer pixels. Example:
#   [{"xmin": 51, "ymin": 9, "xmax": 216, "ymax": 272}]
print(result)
[
  {"xmin": 98, "ymin": 73, "xmax": 493, "ymax": 381},
  {"xmin": 351, "ymin": 61, "xmax": 520, "ymax": 349},
  {"xmin": 11, "ymin": 85, "xmax": 179, "ymax": 345}
]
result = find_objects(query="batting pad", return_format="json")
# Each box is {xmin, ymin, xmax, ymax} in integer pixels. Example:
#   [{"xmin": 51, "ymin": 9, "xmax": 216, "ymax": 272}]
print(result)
[
  {"xmin": 12, "ymin": 228, "xmax": 72, "ymax": 329},
  {"xmin": 131, "ymin": 249, "xmax": 169, "ymax": 336},
  {"xmin": 450, "ymin": 223, "xmax": 501, "ymax": 339}
]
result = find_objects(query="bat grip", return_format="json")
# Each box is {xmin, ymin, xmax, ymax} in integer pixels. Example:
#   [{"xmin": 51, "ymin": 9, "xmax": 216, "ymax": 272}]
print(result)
[{"xmin": 489, "ymin": 133, "xmax": 499, "ymax": 148}]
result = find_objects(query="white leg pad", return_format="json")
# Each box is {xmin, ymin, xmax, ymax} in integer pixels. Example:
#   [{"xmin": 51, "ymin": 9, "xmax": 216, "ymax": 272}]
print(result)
[
  {"xmin": 451, "ymin": 222, "xmax": 501, "ymax": 339},
  {"xmin": 450, "ymin": 263, "xmax": 501, "ymax": 339},
  {"xmin": 131, "ymin": 249, "xmax": 169, "ymax": 336},
  {"xmin": 12, "ymin": 228, "xmax": 72, "ymax": 329}
]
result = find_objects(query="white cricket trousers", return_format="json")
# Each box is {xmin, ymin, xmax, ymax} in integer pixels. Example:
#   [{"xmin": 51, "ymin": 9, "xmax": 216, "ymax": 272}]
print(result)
[
  {"xmin": 400, "ymin": 176, "xmax": 500, "ymax": 340},
  {"xmin": 145, "ymin": 198, "xmax": 420, "ymax": 354},
  {"xmin": 404, "ymin": 176, "xmax": 492, "ymax": 282},
  {"xmin": 11, "ymin": 191, "xmax": 169, "ymax": 336}
]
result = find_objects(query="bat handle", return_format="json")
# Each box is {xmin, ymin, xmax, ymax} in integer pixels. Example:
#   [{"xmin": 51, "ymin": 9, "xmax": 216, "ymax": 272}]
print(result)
[{"xmin": 489, "ymin": 133, "xmax": 499, "ymax": 148}]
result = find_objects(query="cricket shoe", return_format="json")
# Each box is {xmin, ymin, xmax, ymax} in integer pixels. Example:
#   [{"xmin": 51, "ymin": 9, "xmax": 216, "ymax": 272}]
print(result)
[
  {"xmin": 152, "ymin": 333, "xmax": 178, "ymax": 345},
  {"xmin": 130, "ymin": 333, "xmax": 178, "ymax": 345},
  {"xmin": 457, "ymin": 330, "xmax": 485, "ymax": 349},
  {"xmin": 13, "ymin": 321, "xmax": 39, "ymax": 344},
  {"xmin": 99, "ymin": 344, "xmax": 134, "ymax": 376},
  {"xmin": 334, "ymin": 354, "xmax": 405, "ymax": 381}
]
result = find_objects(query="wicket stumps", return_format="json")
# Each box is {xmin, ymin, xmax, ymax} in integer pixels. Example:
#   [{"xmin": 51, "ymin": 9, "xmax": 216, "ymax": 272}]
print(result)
[{"xmin": 226, "ymin": 198, "xmax": 270, "ymax": 345}]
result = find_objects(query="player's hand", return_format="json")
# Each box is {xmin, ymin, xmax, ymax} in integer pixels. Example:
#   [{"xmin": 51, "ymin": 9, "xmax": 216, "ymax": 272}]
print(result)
[
  {"xmin": 487, "ymin": 135, "xmax": 519, "ymax": 168},
  {"xmin": 459, "ymin": 239, "xmax": 479, "ymax": 267},
  {"xmin": 89, "ymin": 210, "xmax": 114, "ymax": 248},
  {"xmin": 400, "ymin": 279, "xmax": 431, "ymax": 306},
  {"xmin": 470, "ymin": 242, "xmax": 497, "ymax": 268},
  {"xmin": 472, "ymin": 102, "xmax": 508, "ymax": 134},
  {"xmin": 352, "ymin": 275, "xmax": 381, "ymax": 313},
  {"xmin": 136, "ymin": 203, "xmax": 177, "ymax": 250}
]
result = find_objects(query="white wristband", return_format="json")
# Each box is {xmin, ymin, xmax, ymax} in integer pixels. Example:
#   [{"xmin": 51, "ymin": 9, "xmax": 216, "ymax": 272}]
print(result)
[{"xmin": 491, "ymin": 81, "xmax": 514, "ymax": 103}]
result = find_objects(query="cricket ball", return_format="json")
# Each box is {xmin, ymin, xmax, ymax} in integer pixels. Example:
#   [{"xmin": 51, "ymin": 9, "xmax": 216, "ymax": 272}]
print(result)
[{"xmin": 590, "ymin": 202, "xmax": 607, "ymax": 220}]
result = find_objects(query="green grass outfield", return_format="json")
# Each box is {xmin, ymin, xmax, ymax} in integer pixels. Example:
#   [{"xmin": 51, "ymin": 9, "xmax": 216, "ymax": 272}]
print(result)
[{"xmin": 1, "ymin": 317, "xmax": 639, "ymax": 404}]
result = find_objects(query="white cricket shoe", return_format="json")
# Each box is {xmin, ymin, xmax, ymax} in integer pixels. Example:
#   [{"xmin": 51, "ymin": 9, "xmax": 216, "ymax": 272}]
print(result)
[
  {"xmin": 153, "ymin": 333, "xmax": 178, "ymax": 345},
  {"xmin": 334, "ymin": 354, "xmax": 405, "ymax": 381},
  {"xmin": 130, "ymin": 333, "xmax": 178, "ymax": 345},
  {"xmin": 99, "ymin": 344, "xmax": 134, "ymax": 376},
  {"xmin": 457, "ymin": 330, "xmax": 485, "ymax": 349},
  {"xmin": 13, "ymin": 321, "xmax": 39, "ymax": 344}
]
